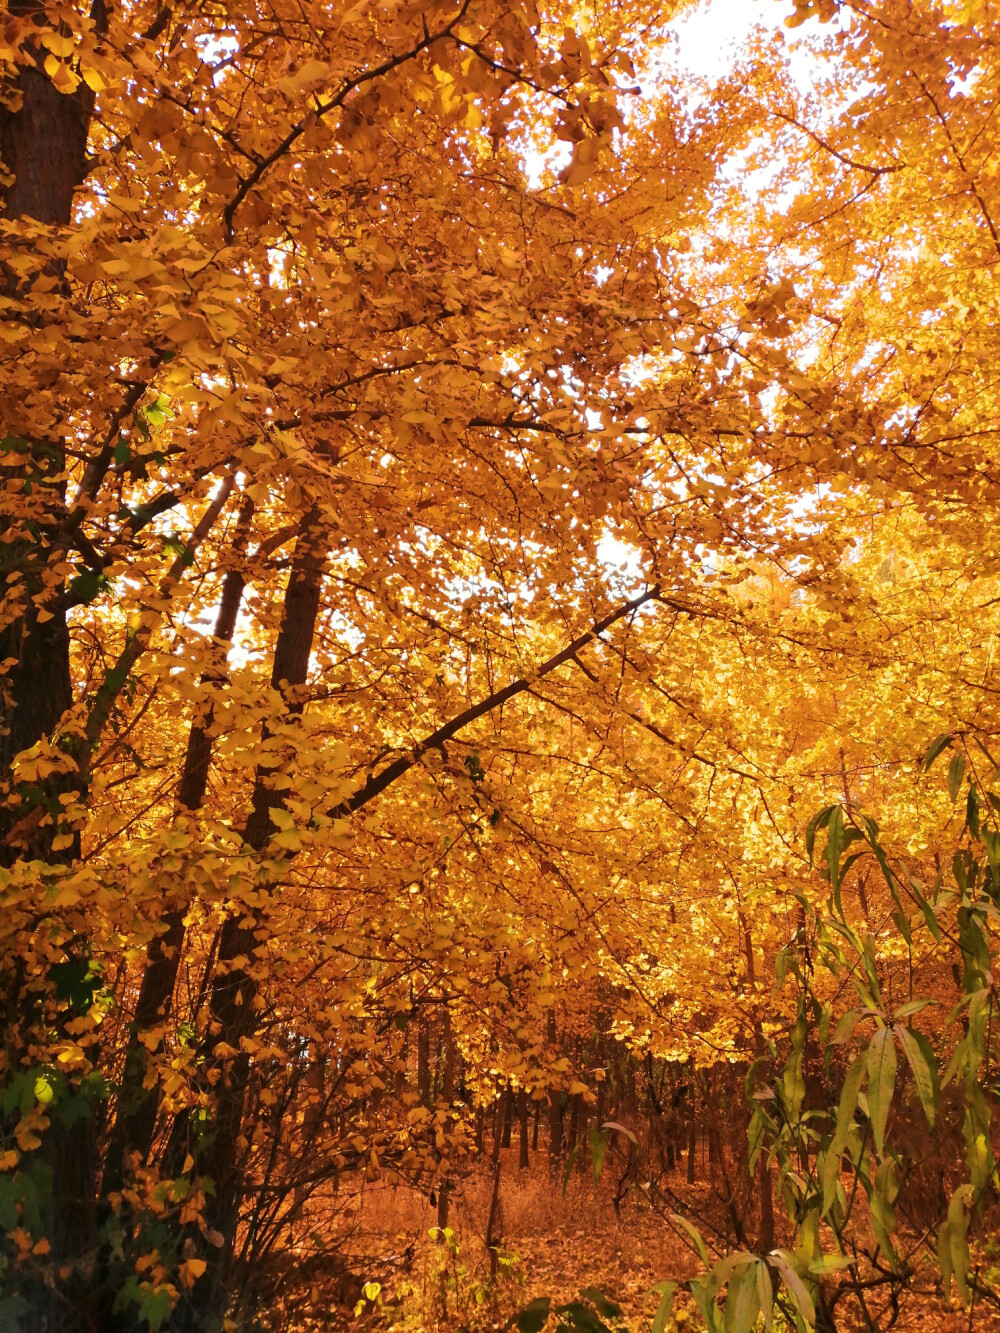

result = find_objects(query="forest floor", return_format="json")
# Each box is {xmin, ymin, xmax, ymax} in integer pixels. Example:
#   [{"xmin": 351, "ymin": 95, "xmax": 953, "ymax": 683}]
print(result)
[{"xmin": 327, "ymin": 1148, "xmax": 1000, "ymax": 1332}]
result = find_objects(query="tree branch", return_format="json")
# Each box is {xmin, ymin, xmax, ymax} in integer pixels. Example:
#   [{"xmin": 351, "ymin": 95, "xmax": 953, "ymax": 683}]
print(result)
[{"xmin": 333, "ymin": 585, "xmax": 661, "ymax": 817}]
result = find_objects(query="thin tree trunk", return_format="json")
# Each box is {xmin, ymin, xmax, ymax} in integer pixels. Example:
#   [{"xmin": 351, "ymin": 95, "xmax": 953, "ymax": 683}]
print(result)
[
  {"xmin": 485, "ymin": 1088, "xmax": 505, "ymax": 1280},
  {"xmin": 518, "ymin": 1089, "xmax": 529, "ymax": 1170},
  {"xmin": 546, "ymin": 1010, "xmax": 563, "ymax": 1174},
  {"xmin": 686, "ymin": 1094, "xmax": 697, "ymax": 1186},
  {"xmin": 418, "ymin": 1016, "xmax": 431, "ymax": 1104},
  {"xmin": 475, "ymin": 1106, "xmax": 485, "ymax": 1156},
  {"xmin": 568, "ymin": 1091, "xmax": 581, "ymax": 1153},
  {"xmin": 436, "ymin": 1010, "xmax": 456, "ymax": 1232},
  {"xmin": 501, "ymin": 1086, "xmax": 513, "ymax": 1148},
  {"xmin": 493, "ymin": 1087, "xmax": 510, "ymax": 1159},
  {"xmin": 104, "ymin": 496, "xmax": 254, "ymax": 1195},
  {"xmin": 177, "ymin": 518, "xmax": 326, "ymax": 1326}
]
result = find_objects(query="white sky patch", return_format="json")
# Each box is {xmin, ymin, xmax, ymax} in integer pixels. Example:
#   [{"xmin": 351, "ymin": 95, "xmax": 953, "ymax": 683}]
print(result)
[
  {"xmin": 597, "ymin": 529, "xmax": 646, "ymax": 593},
  {"xmin": 669, "ymin": 0, "xmax": 779, "ymax": 81}
]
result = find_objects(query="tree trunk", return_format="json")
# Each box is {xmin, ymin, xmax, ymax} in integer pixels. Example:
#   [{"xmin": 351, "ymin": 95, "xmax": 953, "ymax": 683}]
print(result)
[
  {"xmin": 418, "ymin": 1016, "xmax": 431, "ymax": 1105},
  {"xmin": 0, "ymin": 12, "xmax": 105, "ymax": 1327},
  {"xmin": 104, "ymin": 498, "xmax": 253, "ymax": 1195},
  {"xmin": 518, "ymin": 1089, "xmax": 530, "ymax": 1169},
  {"xmin": 686, "ymin": 1095, "xmax": 696, "ymax": 1186},
  {"xmin": 568, "ymin": 1091, "xmax": 581, "ymax": 1153},
  {"xmin": 436, "ymin": 1010, "xmax": 456, "ymax": 1232},
  {"xmin": 475, "ymin": 1105, "xmax": 485, "ymax": 1156},
  {"xmin": 546, "ymin": 1010, "xmax": 563, "ymax": 1172},
  {"xmin": 177, "ymin": 519, "xmax": 326, "ymax": 1327},
  {"xmin": 493, "ymin": 1087, "xmax": 510, "ymax": 1160},
  {"xmin": 0, "ymin": 0, "xmax": 99, "ymax": 850}
]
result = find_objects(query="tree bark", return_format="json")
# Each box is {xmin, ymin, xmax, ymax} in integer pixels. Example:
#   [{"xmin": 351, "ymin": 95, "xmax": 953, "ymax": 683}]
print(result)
[
  {"xmin": 518, "ymin": 1089, "xmax": 530, "ymax": 1170},
  {"xmin": 436, "ymin": 1010, "xmax": 456, "ymax": 1232},
  {"xmin": 546, "ymin": 1010, "xmax": 563, "ymax": 1174},
  {"xmin": 418, "ymin": 1016, "xmax": 431, "ymax": 1105},
  {"xmin": 103, "ymin": 498, "xmax": 253, "ymax": 1195},
  {"xmin": 0, "ymin": 12, "xmax": 105, "ymax": 1327},
  {"xmin": 176, "ymin": 518, "xmax": 326, "ymax": 1328}
]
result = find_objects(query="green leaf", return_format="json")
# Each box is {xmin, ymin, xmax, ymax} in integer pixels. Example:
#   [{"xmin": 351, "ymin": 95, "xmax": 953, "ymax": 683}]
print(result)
[
  {"xmin": 869, "ymin": 1158, "xmax": 899, "ymax": 1269},
  {"xmin": 781, "ymin": 1048, "xmax": 805, "ymax": 1120},
  {"xmin": 768, "ymin": 1250, "xmax": 815, "ymax": 1327},
  {"xmin": 866, "ymin": 1027, "xmax": 897, "ymax": 1158},
  {"xmin": 948, "ymin": 753, "xmax": 966, "ymax": 801},
  {"xmin": 671, "ymin": 1213, "xmax": 710, "ymax": 1266},
  {"xmin": 941, "ymin": 1034, "xmax": 969, "ymax": 1090},
  {"xmin": 68, "ymin": 568, "xmax": 108, "ymax": 606},
  {"xmin": 893, "ymin": 998, "xmax": 937, "ymax": 1021},
  {"xmin": 890, "ymin": 910, "xmax": 912, "ymax": 947},
  {"xmin": 775, "ymin": 947, "xmax": 789, "ymax": 987},
  {"xmin": 922, "ymin": 733, "xmax": 954, "ymax": 771},
  {"xmin": 689, "ymin": 1277, "xmax": 722, "ymax": 1333},
  {"xmin": 138, "ymin": 1286, "xmax": 173, "ymax": 1332},
  {"xmin": 724, "ymin": 1261, "xmax": 760, "ymax": 1333},
  {"xmin": 831, "ymin": 1008, "xmax": 861, "ymax": 1045},
  {"xmin": 113, "ymin": 438, "xmax": 130, "ymax": 464},
  {"xmin": 808, "ymin": 1253, "xmax": 853, "ymax": 1275},
  {"xmin": 907, "ymin": 878, "xmax": 943, "ymax": 941},
  {"xmin": 580, "ymin": 1289, "xmax": 621, "ymax": 1319},
  {"xmin": 825, "ymin": 804, "xmax": 846, "ymax": 894},
  {"xmin": 650, "ymin": 1281, "xmax": 676, "ymax": 1333},
  {"xmin": 893, "ymin": 1024, "xmax": 939, "ymax": 1128},
  {"xmin": 557, "ymin": 1301, "xmax": 613, "ymax": 1333},
  {"xmin": 941, "ymin": 1184, "xmax": 974, "ymax": 1303},
  {"xmin": 966, "ymin": 785, "xmax": 981, "ymax": 839},
  {"xmin": 756, "ymin": 1262, "xmax": 773, "ymax": 1332},
  {"xmin": 588, "ymin": 1127, "xmax": 608, "ymax": 1185},
  {"xmin": 514, "ymin": 1297, "xmax": 551, "ymax": 1333},
  {"xmin": 600, "ymin": 1120, "xmax": 638, "ymax": 1146},
  {"xmin": 822, "ymin": 1050, "xmax": 866, "ymax": 1213},
  {"xmin": 805, "ymin": 804, "xmax": 837, "ymax": 865}
]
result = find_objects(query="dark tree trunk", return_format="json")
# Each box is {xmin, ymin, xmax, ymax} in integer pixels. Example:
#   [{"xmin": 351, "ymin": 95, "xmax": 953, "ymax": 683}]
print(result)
[
  {"xmin": 501, "ymin": 1086, "xmax": 513, "ymax": 1148},
  {"xmin": 0, "ymin": 0, "xmax": 99, "ymax": 814},
  {"xmin": 686, "ymin": 1102, "xmax": 697, "ymax": 1185},
  {"xmin": 546, "ymin": 1011, "xmax": 563, "ymax": 1173},
  {"xmin": 417, "ymin": 1016, "xmax": 431, "ymax": 1104},
  {"xmin": 518, "ymin": 1089, "xmax": 529, "ymax": 1169},
  {"xmin": 176, "ymin": 520, "xmax": 326, "ymax": 1329},
  {"xmin": 436, "ymin": 1010, "xmax": 456, "ymax": 1231},
  {"xmin": 104, "ymin": 499, "xmax": 253, "ymax": 1196},
  {"xmin": 475, "ymin": 1105, "xmax": 485, "ymax": 1156},
  {"xmin": 568, "ymin": 1091, "xmax": 581, "ymax": 1153},
  {"xmin": 0, "ymin": 12, "xmax": 105, "ymax": 1328}
]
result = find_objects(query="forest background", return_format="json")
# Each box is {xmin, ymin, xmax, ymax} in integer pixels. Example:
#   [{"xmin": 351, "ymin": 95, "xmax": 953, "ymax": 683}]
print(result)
[{"xmin": 1, "ymin": 0, "xmax": 999, "ymax": 1329}]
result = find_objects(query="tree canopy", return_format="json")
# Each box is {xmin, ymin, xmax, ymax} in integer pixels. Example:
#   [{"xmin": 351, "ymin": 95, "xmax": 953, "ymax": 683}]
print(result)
[{"xmin": 1, "ymin": 0, "xmax": 1000, "ymax": 1329}]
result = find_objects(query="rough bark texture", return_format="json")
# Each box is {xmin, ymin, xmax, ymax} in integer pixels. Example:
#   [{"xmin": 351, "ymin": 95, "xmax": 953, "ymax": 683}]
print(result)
[
  {"xmin": 0, "ymin": 15, "xmax": 103, "ymax": 1328},
  {"xmin": 0, "ymin": 17, "xmax": 96, "ymax": 860}
]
